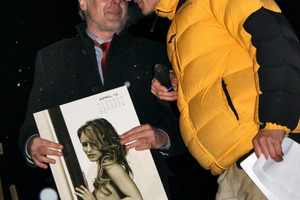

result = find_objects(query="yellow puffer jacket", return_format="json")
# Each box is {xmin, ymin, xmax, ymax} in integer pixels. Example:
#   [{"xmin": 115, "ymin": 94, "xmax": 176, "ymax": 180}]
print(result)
[{"xmin": 156, "ymin": 0, "xmax": 300, "ymax": 175}]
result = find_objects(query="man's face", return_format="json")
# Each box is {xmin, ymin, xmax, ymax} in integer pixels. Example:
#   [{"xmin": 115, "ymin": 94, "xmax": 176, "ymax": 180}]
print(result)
[
  {"xmin": 132, "ymin": 0, "xmax": 159, "ymax": 16},
  {"xmin": 79, "ymin": 0, "xmax": 128, "ymax": 37}
]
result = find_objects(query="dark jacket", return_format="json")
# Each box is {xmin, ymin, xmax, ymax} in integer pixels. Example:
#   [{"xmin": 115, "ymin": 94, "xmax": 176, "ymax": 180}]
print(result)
[{"xmin": 19, "ymin": 23, "xmax": 186, "ymax": 194}]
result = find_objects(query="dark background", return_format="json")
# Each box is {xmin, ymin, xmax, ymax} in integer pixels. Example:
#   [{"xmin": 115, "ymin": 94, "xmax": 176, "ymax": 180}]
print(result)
[{"xmin": 1, "ymin": 0, "xmax": 299, "ymax": 199}]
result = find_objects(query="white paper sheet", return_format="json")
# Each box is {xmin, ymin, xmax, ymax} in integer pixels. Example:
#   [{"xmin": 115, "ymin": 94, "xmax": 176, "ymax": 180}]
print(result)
[{"xmin": 241, "ymin": 137, "xmax": 300, "ymax": 200}]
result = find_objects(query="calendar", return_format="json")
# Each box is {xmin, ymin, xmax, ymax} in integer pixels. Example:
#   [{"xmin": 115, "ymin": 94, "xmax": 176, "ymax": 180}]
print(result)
[
  {"xmin": 33, "ymin": 86, "xmax": 167, "ymax": 200},
  {"xmin": 97, "ymin": 92, "xmax": 125, "ymax": 114}
]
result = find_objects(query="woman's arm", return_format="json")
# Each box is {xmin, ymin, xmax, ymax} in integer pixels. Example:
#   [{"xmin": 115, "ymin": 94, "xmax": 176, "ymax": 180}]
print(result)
[{"xmin": 105, "ymin": 163, "xmax": 143, "ymax": 200}]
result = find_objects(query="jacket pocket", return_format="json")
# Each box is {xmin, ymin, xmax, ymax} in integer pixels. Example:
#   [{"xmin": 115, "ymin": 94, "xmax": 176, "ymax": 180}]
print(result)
[{"xmin": 222, "ymin": 79, "xmax": 239, "ymax": 121}]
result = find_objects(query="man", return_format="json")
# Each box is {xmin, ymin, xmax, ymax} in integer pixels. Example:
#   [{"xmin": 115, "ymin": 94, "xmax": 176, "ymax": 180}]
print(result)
[
  {"xmin": 128, "ymin": 0, "xmax": 300, "ymax": 199},
  {"xmin": 18, "ymin": 0, "xmax": 186, "ymax": 198}
]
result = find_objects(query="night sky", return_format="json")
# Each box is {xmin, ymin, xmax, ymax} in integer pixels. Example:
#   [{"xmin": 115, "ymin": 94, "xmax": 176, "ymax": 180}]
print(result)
[{"xmin": 1, "ymin": 0, "xmax": 300, "ymax": 199}]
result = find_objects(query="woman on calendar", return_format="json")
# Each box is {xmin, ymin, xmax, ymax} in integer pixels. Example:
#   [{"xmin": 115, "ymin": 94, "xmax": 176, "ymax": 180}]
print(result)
[{"xmin": 75, "ymin": 118, "xmax": 142, "ymax": 200}]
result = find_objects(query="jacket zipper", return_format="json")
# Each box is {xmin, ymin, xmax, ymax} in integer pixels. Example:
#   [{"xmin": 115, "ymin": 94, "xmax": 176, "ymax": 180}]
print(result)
[
  {"xmin": 169, "ymin": 34, "xmax": 182, "ymax": 73},
  {"xmin": 222, "ymin": 79, "xmax": 239, "ymax": 121},
  {"xmin": 156, "ymin": 9, "xmax": 173, "ymax": 14}
]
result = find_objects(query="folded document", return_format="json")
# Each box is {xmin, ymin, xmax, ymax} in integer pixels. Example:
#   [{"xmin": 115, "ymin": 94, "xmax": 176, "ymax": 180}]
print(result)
[{"xmin": 241, "ymin": 137, "xmax": 300, "ymax": 200}]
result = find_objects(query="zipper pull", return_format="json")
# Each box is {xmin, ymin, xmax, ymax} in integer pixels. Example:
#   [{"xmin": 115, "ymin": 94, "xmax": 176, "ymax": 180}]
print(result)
[{"xmin": 169, "ymin": 34, "xmax": 176, "ymax": 43}]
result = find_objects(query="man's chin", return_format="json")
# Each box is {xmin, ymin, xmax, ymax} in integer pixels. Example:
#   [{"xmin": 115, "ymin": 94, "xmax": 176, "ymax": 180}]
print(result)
[{"xmin": 107, "ymin": 21, "xmax": 126, "ymax": 32}]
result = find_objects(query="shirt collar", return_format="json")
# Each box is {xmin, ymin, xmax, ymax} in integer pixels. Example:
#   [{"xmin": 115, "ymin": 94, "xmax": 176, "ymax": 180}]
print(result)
[{"xmin": 86, "ymin": 28, "xmax": 112, "ymax": 44}]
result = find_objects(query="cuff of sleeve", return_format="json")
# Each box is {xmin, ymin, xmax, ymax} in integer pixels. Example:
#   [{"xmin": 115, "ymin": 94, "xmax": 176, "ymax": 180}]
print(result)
[
  {"xmin": 25, "ymin": 134, "xmax": 39, "ymax": 161},
  {"xmin": 26, "ymin": 156, "xmax": 35, "ymax": 165},
  {"xmin": 158, "ymin": 129, "xmax": 171, "ymax": 156},
  {"xmin": 160, "ymin": 140, "xmax": 171, "ymax": 150},
  {"xmin": 262, "ymin": 123, "xmax": 291, "ymax": 135}
]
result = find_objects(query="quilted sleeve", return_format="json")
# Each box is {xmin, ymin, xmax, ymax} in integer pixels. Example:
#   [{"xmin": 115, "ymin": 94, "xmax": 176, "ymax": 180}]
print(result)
[{"xmin": 243, "ymin": 7, "xmax": 300, "ymax": 131}]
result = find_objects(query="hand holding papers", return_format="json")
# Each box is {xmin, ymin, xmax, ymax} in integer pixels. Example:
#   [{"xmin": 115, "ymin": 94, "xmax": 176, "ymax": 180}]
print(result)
[{"xmin": 241, "ymin": 137, "xmax": 300, "ymax": 200}]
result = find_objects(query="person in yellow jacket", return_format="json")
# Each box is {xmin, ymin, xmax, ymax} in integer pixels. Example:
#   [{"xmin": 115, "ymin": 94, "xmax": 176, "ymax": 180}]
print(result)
[{"xmin": 128, "ymin": 0, "xmax": 300, "ymax": 199}]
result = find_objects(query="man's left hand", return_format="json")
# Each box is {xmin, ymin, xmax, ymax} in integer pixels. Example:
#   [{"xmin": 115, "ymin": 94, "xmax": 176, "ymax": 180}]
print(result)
[
  {"xmin": 252, "ymin": 129, "xmax": 285, "ymax": 162},
  {"xmin": 120, "ymin": 124, "xmax": 169, "ymax": 150}
]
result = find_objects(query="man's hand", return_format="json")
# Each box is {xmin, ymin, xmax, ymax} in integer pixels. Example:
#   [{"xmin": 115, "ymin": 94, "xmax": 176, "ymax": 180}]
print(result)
[
  {"xmin": 252, "ymin": 129, "xmax": 285, "ymax": 162},
  {"xmin": 120, "ymin": 124, "xmax": 169, "ymax": 150},
  {"xmin": 151, "ymin": 72, "xmax": 178, "ymax": 101},
  {"xmin": 27, "ymin": 136, "xmax": 63, "ymax": 169}
]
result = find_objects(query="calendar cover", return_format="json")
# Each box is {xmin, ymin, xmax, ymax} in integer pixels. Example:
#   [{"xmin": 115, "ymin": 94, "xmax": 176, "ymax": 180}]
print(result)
[{"xmin": 33, "ymin": 86, "xmax": 167, "ymax": 200}]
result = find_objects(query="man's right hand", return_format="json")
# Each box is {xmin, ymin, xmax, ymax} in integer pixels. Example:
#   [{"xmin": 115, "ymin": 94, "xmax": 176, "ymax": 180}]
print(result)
[{"xmin": 27, "ymin": 136, "xmax": 63, "ymax": 169}]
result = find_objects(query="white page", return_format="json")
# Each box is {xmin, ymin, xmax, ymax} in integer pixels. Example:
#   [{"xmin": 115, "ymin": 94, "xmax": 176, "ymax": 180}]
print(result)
[{"xmin": 241, "ymin": 137, "xmax": 300, "ymax": 200}]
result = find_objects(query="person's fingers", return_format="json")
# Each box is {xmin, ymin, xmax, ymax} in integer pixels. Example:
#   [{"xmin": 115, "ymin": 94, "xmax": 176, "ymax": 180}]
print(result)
[
  {"xmin": 253, "ymin": 129, "xmax": 285, "ymax": 161},
  {"xmin": 120, "ymin": 126, "xmax": 141, "ymax": 139},
  {"xmin": 37, "ymin": 153, "xmax": 56, "ymax": 164},
  {"xmin": 151, "ymin": 78, "xmax": 168, "ymax": 92},
  {"xmin": 29, "ymin": 137, "xmax": 63, "ymax": 169},
  {"xmin": 125, "ymin": 137, "xmax": 149, "ymax": 150},
  {"xmin": 170, "ymin": 75, "xmax": 178, "ymax": 87},
  {"xmin": 268, "ymin": 138, "xmax": 284, "ymax": 162},
  {"xmin": 30, "ymin": 137, "xmax": 63, "ymax": 157},
  {"xmin": 31, "ymin": 149, "xmax": 59, "ymax": 169},
  {"xmin": 151, "ymin": 86, "xmax": 157, "ymax": 96},
  {"xmin": 151, "ymin": 77, "xmax": 178, "ymax": 100},
  {"xmin": 274, "ymin": 140, "xmax": 284, "ymax": 158},
  {"xmin": 120, "ymin": 124, "xmax": 156, "ymax": 150},
  {"xmin": 40, "ymin": 139, "xmax": 63, "ymax": 150},
  {"xmin": 37, "ymin": 146, "xmax": 62, "ymax": 157},
  {"xmin": 156, "ymin": 91, "xmax": 177, "ymax": 101},
  {"xmin": 121, "ymin": 130, "xmax": 147, "ymax": 148},
  {"xmin": 253, "ymin": 138, "xmax": 262, "ymax": 159},
  {"xmin": 75, "ymin": 187, "xmax": 84, "ymax": 198},
  {"xmin": 135, "ymin": 143, "xmax": 151, "ymax": 151},
  {"xmin": 32, "ymin": 155, "xmax": 49, "ymax": 169},
  {"xmin": 33, "ymin": 160, "xmax": 48, "ymax": 169},
  {"xmin": 74, "ymin": 186, "xmax": 95, "ymax": 200},
  {"xmin": 260, "ymin": 138, "xmax": 270, "ymax": 160}
]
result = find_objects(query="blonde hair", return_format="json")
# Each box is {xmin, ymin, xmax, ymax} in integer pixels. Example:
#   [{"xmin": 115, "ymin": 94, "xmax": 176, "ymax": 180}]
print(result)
[{"xmin": 78, "ymin": 118, "xmax": 132, "ymax": 196}]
